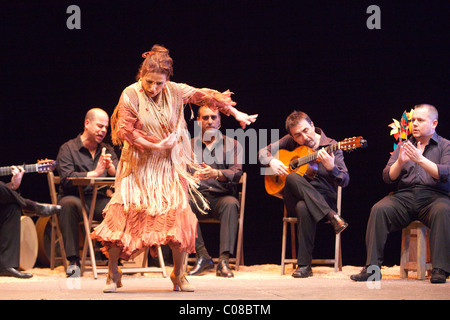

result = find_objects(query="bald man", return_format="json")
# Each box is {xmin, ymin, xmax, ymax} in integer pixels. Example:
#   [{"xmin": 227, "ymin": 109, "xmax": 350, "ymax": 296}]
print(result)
[
  {"xmin": 56, "ymin": 108, "xmax": 119, "ymax": 276},
  {"xmin": 351, "ymin": 104, "xmax": 450, "ymax": 284}
]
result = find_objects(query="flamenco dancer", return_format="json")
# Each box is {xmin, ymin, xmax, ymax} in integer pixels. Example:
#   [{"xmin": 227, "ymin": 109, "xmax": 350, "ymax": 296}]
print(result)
[{"xmin": 91, "ymin": 45, "xmax": 257, "ymax": 293}]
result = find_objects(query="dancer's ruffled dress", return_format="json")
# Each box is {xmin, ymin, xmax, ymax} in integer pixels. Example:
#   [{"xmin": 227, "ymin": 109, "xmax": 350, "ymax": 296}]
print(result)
[{"xmin": 91, "ymin": 80, "xmax": 235, "ymax": 260}]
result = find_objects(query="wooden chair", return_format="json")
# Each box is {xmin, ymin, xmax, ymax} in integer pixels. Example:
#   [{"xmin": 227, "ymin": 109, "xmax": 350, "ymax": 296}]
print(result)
[
  {"xmin": 186, "ymin": 172, "xmax": 247, "ymax": 271},
  {"xmin": 35, "ymin": 171, "xmax": 68, "ymax": 270},
  {"xmin": 281, "ymin": 186, "xmax": 343, "ymax": 275},
  {"xmin": 400, "ymin": 220, "xmax": 432, "ymax": 280}
]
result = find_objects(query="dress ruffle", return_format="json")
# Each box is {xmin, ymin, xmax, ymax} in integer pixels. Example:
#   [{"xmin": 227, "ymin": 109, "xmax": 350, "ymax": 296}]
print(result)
[{"xmin": 91, "ymin": 201, "xmax": 198, "ymax": 260}]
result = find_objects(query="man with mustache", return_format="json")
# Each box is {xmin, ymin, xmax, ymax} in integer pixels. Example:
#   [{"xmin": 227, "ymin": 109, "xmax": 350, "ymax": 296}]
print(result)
[
  {"xmin": 188, "ymin": 106, "xmax": 244, "ymax": 277},
  {"xmin": 259, "ymin": 110, "xmax": 349, "ymax": 278},
  {"xmin": 56, "ymin": 108, "xmax": 119, "ymax": 277}
]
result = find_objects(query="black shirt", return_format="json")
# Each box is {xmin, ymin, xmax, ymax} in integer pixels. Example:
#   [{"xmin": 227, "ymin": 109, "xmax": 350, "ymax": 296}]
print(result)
[
  {"xmin": 191, "ymin": 133, "xmax": 243, "ymax": 196},
  {"xmin": 56, "ymin": 134, "xmax": 119, "ymax": 197},
  {"xmin": 383, "ymin": 133, "xmax": 450, "ymax": 195}
]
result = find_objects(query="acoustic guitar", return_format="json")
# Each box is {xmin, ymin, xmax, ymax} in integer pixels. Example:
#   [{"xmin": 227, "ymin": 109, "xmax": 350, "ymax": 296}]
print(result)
[
  {"xmin": 0, "ymin": 159, "xmax": 57, "ymax": 176},
  {"xmin": 264, "ymin": 136, "xmax": 367, "ymax": 198}
]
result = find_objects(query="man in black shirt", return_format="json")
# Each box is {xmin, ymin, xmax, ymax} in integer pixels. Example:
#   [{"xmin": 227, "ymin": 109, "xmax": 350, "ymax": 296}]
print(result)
[
  {"xmin": 56, "ymin": 108, "xmax": 118, "ymax": 276},
  {"xmin": 188, "ymin": 106, "xmax": 243, "ymax": 277},
  {"xmin": 351, "ymin": 104, "xmax": 450, "ymax": 283},
  {"xmin": 258, "ymin": 110, "xmax": 349, "ymax": 278}
]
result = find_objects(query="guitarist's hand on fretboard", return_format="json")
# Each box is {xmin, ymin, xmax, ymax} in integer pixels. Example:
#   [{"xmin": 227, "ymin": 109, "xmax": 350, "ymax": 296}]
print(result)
[
  {"xmin": 317, "ymin": 148, "xmax": 336, "ymax": 171},
  {"xmin": 10, "ymin": 166, "xmax": 25, "ymax": 191}
]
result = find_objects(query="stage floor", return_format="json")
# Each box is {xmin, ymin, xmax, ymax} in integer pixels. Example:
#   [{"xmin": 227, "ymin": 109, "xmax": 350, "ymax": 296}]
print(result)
[{"xmin": 0, "ymin": 264, "xmax": 448, "ymax": 301}]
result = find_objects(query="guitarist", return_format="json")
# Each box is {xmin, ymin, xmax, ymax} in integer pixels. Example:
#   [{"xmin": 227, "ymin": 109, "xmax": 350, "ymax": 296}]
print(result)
[
  {"xmin": 0, "ymin": 166, "xmax": 61, "ymax": 278},
  {"xmin": 258, "ymin": 110, "xmax": 349, "ymax": 278}
]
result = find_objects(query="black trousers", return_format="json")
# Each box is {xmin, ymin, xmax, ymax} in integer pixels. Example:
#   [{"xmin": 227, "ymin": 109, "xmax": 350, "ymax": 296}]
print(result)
[
  {"xmin": 365, "ymin": 188, "xmax": 450, "ymax": 273},
  {"xmin": 58, "ymin": 195, "xmax": 109, "ymax": 259},
  {"xmin": 190, "ymin": 192, "xmax": 239, "ymax": 256},
  {"xmin": 283, "ymin": 173, "xmax": 337, "ymax": 266},
  {"xmin": 0, "ymin": 182, "xmax": 25, "ymax": 269}
]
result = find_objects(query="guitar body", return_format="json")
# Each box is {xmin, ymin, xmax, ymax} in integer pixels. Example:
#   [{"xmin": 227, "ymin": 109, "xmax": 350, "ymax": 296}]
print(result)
[{"xmin": 264, "ymin": 146, "xmax": 318, "ymax": 198}]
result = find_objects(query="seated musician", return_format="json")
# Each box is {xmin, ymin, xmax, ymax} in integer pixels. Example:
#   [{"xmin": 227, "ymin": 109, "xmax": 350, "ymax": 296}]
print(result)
[
  {"xmin": 351, "ymin": 104, "xmax": 450, "ymax": 284},
  {"xmin": 0, "ymin": 165, "xmax": 61, "ymax": 278},
  {"xmin": 56, "ymin": 108, "xmax": 118, "ymax": 277},
  {"xmin": 188, "ymin": 106, "xmax": 243, "ymax": 278},
  {"xmin": 258, "ymin": 110, "xmax": 349, "ymax": 278}
]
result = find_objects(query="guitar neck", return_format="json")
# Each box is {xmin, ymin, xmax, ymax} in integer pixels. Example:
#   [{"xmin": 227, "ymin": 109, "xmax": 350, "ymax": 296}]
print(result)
[
  {"xmin": 0, "ymin": 164, "xmax": 39, "ymax": 177},
  {"xmin": 293, "ymin": 143, "xmax": 341, "ymax": 168}
]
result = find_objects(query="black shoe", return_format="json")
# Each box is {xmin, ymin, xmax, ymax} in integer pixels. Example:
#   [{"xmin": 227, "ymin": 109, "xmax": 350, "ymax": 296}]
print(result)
[
  {"xmin": 330, "ymin": 214, "xmax": 348, "ymax": 234},
  {"xmin": 66, "ymin": 259, "xmax": 81, "ymax": 277},
  {"xmin": 430, "ymin": 268, "xmax": 449, "ymax": 284},
  {"xmin": 189, "ymin": 256, "xmax": 214, "ymax": 276},
  {"xmin": 350, "ymin": 265, "xmax": 382, "ymax": 282},
  {"xmin": 292, "ymin": 265, "xmax": 313, "ymax": 278},
  {"xmin": 23, "ymin": 200, "xmax": 62, "ymax": 217},
  {"xmin": 34, "ymin": 203, "xmax": 62, "ymax": 217},
  {"xmin": 216, "ymin": 260, "xmax": 234, "ymax": 278},
  {"xmin": 0, "ymin": 267, "xmax": 33, "ymax": 279}
]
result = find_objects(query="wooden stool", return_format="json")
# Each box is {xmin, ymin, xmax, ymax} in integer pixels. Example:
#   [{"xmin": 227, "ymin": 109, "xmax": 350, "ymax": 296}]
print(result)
[{"xmin": 400, "ymin": 221, "xmax": 432, "ymax": 280}]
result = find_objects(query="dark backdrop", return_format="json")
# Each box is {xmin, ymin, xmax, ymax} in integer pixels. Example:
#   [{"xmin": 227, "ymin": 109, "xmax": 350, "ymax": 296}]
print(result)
[{"xmin": 1, "ymin": 1, "xmax": 448, "ymax": 267}]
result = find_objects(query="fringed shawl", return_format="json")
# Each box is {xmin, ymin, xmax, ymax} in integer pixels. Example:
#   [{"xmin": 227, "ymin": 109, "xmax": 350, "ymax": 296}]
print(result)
[{"xmin": 109, "ymin": 81, "xmax": 213, "ymax": 217}]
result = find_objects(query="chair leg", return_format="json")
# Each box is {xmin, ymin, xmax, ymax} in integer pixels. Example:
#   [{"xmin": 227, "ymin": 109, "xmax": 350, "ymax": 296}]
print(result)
[
  {"xmin": 235, "ymin": 240, "xmax": 243, "ymax": 271},
  {"xmin": 416, "ymin": 226, "xmax": 427, "ymax": 280},
  {"xmin": 400, "ymin": 228, "xmax": 410, "ymax": 279},
  {"xmin": 50, "ymin": 215, "xmax": 68, "ymax": 270},
  {"xmin": 156, "ymin": 246, "xmax": 167, "ymax": 278},
  {"xmin": 334, "ymin": 233, "xmax": 342, "ymax": 272},
  {"xmin": 235, "ymin": 221, "xmax": 244, "ymax": 271},
  {"xmin": 281, "ymin": 220, "xmax": 288, "ymax": 275},
  {"xmin": 50, "ymin": 217, "xmax": 56, "ymax": 270},
  {"xmin": 290, "ymin": 222, "xmax": 296, "ymax": 266}
]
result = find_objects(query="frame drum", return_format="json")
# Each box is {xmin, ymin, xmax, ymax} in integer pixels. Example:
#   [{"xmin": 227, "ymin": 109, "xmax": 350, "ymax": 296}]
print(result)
[{"xmin": 19, "ymin": 216, "xmax": 38, "ymax": 270}]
